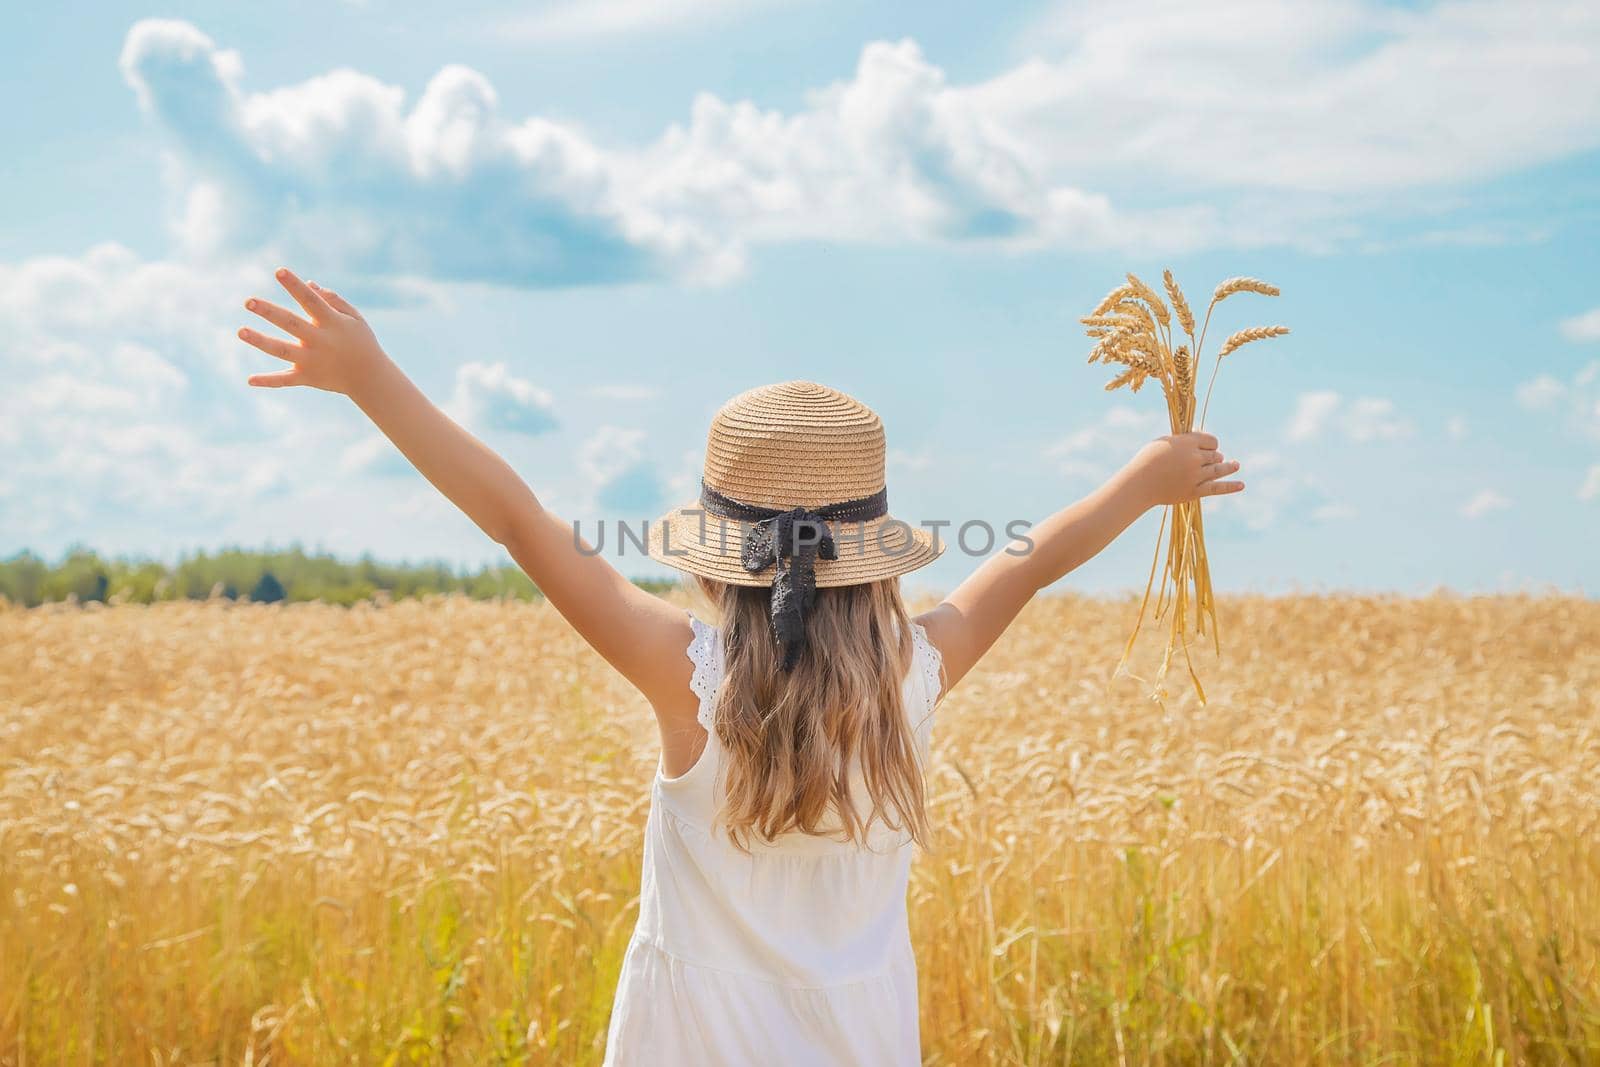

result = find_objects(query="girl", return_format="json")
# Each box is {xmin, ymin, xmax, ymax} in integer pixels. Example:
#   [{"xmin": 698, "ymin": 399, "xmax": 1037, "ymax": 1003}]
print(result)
[{"xmin": 237, "ymin": 267, "xmax": 1243, "ymax": 1066}]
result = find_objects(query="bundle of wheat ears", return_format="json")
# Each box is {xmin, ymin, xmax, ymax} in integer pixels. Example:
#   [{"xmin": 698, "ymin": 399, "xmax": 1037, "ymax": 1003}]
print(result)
[{"xmin": 1082, "ymin": 272, "xmax": 1288, "ymax": 703}]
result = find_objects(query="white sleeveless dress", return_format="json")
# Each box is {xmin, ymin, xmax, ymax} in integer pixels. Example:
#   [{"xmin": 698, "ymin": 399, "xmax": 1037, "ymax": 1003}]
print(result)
[{"xmin": 602, "ymin": 613, "xmax": 944, "ymax": 1067}]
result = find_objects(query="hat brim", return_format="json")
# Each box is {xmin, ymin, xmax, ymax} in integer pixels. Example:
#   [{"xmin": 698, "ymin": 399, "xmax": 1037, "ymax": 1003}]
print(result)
[{"xmin": 642, "ymin": 502, "xmax": 944, "ymax": 588}]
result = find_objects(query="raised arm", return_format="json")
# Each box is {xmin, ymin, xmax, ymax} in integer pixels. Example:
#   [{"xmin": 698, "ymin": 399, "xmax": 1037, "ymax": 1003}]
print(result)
[
  {"xmin": 916, "ymin": 432, "xmax": 1242, "ymax": 692},
  {"xmin": 236, "ymin": 267, "xmax": 695, "ymax": 715}
]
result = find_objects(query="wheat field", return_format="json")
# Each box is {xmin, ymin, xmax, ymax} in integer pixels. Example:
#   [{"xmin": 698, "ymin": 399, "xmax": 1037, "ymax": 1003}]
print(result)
[{"xmin": 2, "ymin": 594, "xmax": 1598, "ymax": 1065}]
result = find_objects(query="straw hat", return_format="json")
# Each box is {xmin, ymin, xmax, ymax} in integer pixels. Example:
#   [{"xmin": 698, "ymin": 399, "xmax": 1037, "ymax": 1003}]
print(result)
[{"xmin": 644, "ymin": 381, "xmax": 942, "ymax": 589}]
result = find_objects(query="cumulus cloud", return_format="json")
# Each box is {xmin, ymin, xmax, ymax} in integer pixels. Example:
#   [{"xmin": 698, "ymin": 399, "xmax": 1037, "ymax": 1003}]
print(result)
[
  {"xmin": 0, "ymin": 242, "xmax": 446, "ymax": 553},
  {"xmin": 0, "ymin": 243, "xmax": 323, "ymax": 543},
  {"xmin": 1461, "ymin": 489, "xmax": 1511, "ymax": 518},
  {"xmin": 580, "ymin": 426, "xmax": 667, "ymax": 514},
  {"xmin": 1560, "ymin": 308, "xmax": 1600, "ymax": 342},
  {"xmin": 114, "ymin": 4, "xmax": 1600, "ymax": 291},
  {"xmin": 1343, "ymin": 397, "xmax": 1411, "ymax": 443},
  {"xmin": 1014, "ymin": 0, "xmax": 1600, "ymax": 194},
  {"xmin": 495, "ymin": 0, "xmax": 790, "ymax": 41},
  {"xmin": 339, "ymin": 434, "xmax": 418, "ymax": 479},
  {"xmin": 450, "ymin": 362, "xmax": 558, "ymax": 435},
  {"xmin": 888, "ymin": 449, "xmax": 934, "ymax": 473},
  {"xmin": 1514, "ymin": 362, "xmax": 1600, "ymax": 438},
  {"xmin": 1516, "ymin": 374, "xmax": 1565, "ymax": 410},
  {"xmin": 1284, "ymin": 391, "xmax": 1411, "ymax": 443},
  {"xmin": 1223, "ymin": 450, "xmax": 1350, "ymax": 532},
  {"xmin": 1285, "ymin": 391, "xmax": 1341, "ymax": 443},
  {"xmin": 119, "ymin": 19, "xmax": 719, "ymax": 287},
  {"xmin": 1511, "ymin": 360, "xmax": 1600, "ymax": 510},
  {"xmin": 1047, "ymin": 406, "xmax": 1163, "ymax": 484},
  {"xmin": 1054, "ymin": 401, "xmax": 1363, "ymax": 529},
  {"xmin": 1581, "ymin": 465, "xmax": 1600, "ymax": 503}
]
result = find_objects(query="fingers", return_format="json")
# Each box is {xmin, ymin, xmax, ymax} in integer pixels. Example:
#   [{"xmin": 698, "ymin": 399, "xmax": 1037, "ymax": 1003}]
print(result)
[
  {"xmin": 274, "ymin": 266, "xmax": 335, "ymax": 322},
  {"xmin": 237, "ymin": 325, "xmax": 301, "ymax": 362},
  {"xmin": 1199, "ymin": 458, "xmax": 1241, "ymax": 482},
  {"xmin": 244, "ymin": 297, "xmax": 313, "ymax": 340},
  {"xmin": 1190, "ymin": 431, "xmax": 1219, "ymax": 451},
  {"xmin": 1199, "ymin": 479, "xmax": 1244, "ymax": 497},
  {"xmin": 247, "ymin": 369, "xmax": 305, "ymax": 388},
  {"xmin": 1199, "ymin": 448, "xmax": 1222, "ymax": 466},
  {"xmin": 309, "ymin": 281, "xmax": 361, "ymax": 319}
]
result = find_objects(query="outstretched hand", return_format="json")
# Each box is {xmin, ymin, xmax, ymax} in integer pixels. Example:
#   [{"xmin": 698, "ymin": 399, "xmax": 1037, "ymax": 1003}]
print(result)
[
  {"xmin": 1128, "ymin": 432, "xmax": 1244, "ymax": 508},
  {"xmin": 237, "ymin": 267, "xmax": 389, "ymax": 396}
]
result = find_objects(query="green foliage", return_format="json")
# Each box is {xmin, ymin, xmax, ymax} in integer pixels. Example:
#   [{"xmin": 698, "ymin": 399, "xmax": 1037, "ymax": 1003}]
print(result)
[
  {"xmin": 250, "ymin": 571, "xmax": 287, "ymax": 603},
  {"xmin": 0, "ymin": 545, "xmax": 679, "ymax": 608}
]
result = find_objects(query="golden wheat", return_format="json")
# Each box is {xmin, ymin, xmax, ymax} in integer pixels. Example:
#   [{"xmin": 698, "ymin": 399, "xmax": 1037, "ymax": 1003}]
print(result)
[
  {"xmin": 1091, "ymin": 284, "xmax": 1137, "ymax": 317},
  {"xmin": 2, "ymin": 596, "xmax": 1597, "ymax": 1065},
  {"xmin": 1163, "ymin": 270, "xmax": 1196, "ymax": 339},
  {"xmin": 1125, "ymin": 273, "xmax": 1171, "ymax": 328},
  {"xmin": 1210, "ymin": 276, "xmax": 1281, "ymax": 303},
  {"xmin": 1218, "ymin": 324, "xmax": 1291, "ymax": 358},
  {"xmin": 1081, "ymin": 270, "xmax": 1289, "ymax": 703},
  {"xmin": 1173, "ymin": 344, "xmax": 1193, "ymax": 401}
]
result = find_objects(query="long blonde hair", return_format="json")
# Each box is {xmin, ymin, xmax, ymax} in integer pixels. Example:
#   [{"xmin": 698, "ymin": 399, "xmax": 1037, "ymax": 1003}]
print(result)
[{"xmin": 694, "ymin": 574, "xmax": 932, "ymax": 853}]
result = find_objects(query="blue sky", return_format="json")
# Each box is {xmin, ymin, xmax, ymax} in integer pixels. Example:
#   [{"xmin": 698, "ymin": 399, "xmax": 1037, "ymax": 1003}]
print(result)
[{"xmin": 2, "ymin": 0, "xmax": 1597, "ymax": 595}]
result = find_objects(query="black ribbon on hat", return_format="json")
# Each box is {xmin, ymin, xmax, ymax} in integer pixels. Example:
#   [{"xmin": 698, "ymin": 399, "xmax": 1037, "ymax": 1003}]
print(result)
[{"xmin": 698, "ymin": 481, "xmax": 888, "ymax": 671}]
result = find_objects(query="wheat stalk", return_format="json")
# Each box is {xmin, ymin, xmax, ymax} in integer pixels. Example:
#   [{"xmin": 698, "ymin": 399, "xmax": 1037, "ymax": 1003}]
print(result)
[
  {"xmin": 1091, "ymin": 284, "xmax": 1137, "ymax": 317},
  {"xmin": 1081, "ymin": 270, "xmax": 1287, "ymax": 704},
  {"xmin": 1126, "ymin": 273, "xmax": 1171, "ymax": 329},
  {"xmin": 1200, "ymin": 325, "xmax": 1290, "ymax": 427},
  {"xmin": 1198, "ymin": 277, "xmax": 1280, "ymax": 356},
  {"xmin": 1218, "ymin": 325, "xmax": 1290, "ymax": 358},
  {"xmin": 5, "ymin": 595, "xmax": 1596, "ymax": 1061},
  {"xmin": 1211, "ymin": 277, "xmax": 1280, "ymax": 303},
  {"xmin": 1173, "ymin": 344, "xmax": 1193, "ymax": 410},
  {"xmin": 1164, "ymin": 270, "xmax": 1196, "ymax": 340}
]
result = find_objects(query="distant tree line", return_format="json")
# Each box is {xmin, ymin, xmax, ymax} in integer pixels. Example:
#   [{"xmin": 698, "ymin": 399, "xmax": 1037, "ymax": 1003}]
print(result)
[{"xmin": 0, "ymin": 547, "xmax": 677, "ymax": 608}]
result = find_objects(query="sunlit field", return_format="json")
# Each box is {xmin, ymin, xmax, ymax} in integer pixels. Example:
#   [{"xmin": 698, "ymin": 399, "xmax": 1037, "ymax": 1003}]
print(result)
[{"xmin": 3, "ymin": 594, "xmax": 1597, "ymax": 1065}]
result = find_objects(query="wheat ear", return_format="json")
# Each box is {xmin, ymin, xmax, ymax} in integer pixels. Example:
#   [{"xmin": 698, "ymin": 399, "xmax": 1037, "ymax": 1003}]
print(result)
[
  {"xmin": 1218, "ymin": 325, "xmax": 1290, "ymax": 357},
  {"xmin": 1091, "ymin": 284, "xmax": 1137, "ymax": 317},
  {"xmin": 1199, "ymin": 326, "xmax": 1290, "ymax": 427},
  {"xmin": 1164, "ymin": 270, "xmax": 1196, "ymax": 340},
  {"xmin": 1126, "ymin": 273, "xmax": 1171, "ymax": 329},
  {"xmin": 1197, "ymin": 276, "xmax": 1280, "ymax": 357},
  {"xmin": 1173, "ymin": 344, "xmax": 1193, "ymax": 413},
  {"xmin": 1211, "ymin": 277, "xmax": 1280, "ymax": 303}
]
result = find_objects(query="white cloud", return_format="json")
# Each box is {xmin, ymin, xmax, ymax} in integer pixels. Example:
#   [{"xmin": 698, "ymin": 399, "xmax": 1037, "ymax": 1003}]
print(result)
[
  {"xmin": 451, "ymin": 362, "xmax": 558, "ymax": 435},
  {"xmin": 0, "ymin": 242, "xmax": 374, "ymax": 550},
  {"xmin": 1514, "ymin": 362, "xmax": 1600, "ymax": 438},
  {"xmin": 1223, "ymin": 449, "xmax": 1348, "ymax": 532},
  {"xmin": 1014, "ymin": 0, "xmax": 1600, "ymax": 194},
  {"xmin": 1461, "ymin": 489, "xmax": 1511, "ymax": 518},
  {"xmin": 1284, "ymin": 391, "xmax": 1411, "ymax": 443},
  {"xmin": 1560, "ymin": 308, "xmax": 1600, "ymax": 342},
  {"xmin": 1580, "ymin": 465, "xmax": 1600, "ymax": 503},
  {"xmin": 1051, "ymin": 406, "xmax": 1363, "ymax": 531},
  {"xmin": 495, "ymin": 0, "xmax": 792, "ymax": 41},
  {"xmin": 114, "ymin": 5, "xmax": 1600, "ymax": 292},
  {"xmin": 1285, "ymin": 391, "xmax": 1341, "ymax": 442},
  {"xmin": 888, "ymin": 449, "xmax": 934, "ymax": 472},
  {"xmin": 120, "ymin": 19, "xmax": 723, "ymax": 287},
  {"xmin": 1446, "ymin": 415, "xmax": 1469, "ymax": 440},
  {"xmin": 1343, "ymin": 397, "xmax": 1411, "ymax": 443},
  {"xmin": 339, "ymin": 434, "xmax": 418, "ymax": 479},
  {"xmin": 580, "ymin": 426, "xmax": 666, "ymax": 514},
  {"xmin": 1047, "ymin": 405, "xmax": 1162, "ymax": 483},
  {"xmin": 1516, "ymin": 374, "xmax": 1565, "ymax": 410}
]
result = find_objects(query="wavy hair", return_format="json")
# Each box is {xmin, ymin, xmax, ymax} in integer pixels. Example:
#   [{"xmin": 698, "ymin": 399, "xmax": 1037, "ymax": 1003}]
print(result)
[{"xmin": 693, "ymin": 574, "xmax": 932, "ymax": 854}]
